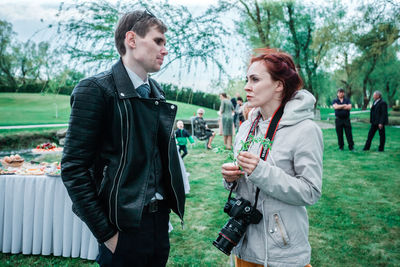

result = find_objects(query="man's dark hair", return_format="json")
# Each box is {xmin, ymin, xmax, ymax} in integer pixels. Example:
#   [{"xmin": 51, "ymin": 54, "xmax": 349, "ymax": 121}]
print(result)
[
  {"xmin": 237, "ymin": 96, "xmax": 243, "ymax": 102},
  {"xmin": 337, "ymin": 88, "xmax": 345, "ymax": 93},
  {"xmin": 115, "ymin": 10, "xmax": 167, "ymax": 56}
]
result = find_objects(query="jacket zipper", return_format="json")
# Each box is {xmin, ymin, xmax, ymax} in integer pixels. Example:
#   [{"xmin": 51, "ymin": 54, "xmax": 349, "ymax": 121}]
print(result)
[
  {"xmin": 167, "ymin": 112, "xmax": 184, "ymax": 226},
  {"xmin": 108, "ymin": 99, "xmax": 126, "ymax": 231},
  {"xmin": 274, "ymin": 214, "xmax": 287, "ymax": 246},
  {"xmin": 114, "ymin": 100, "xmax": 130, "ymax": 230}
]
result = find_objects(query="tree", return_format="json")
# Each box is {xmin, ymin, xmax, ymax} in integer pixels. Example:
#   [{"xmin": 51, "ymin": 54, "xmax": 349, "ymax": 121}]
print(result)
[
  {"xmin": 234, "ymin": 0, "xmax": 284, "ymax": 48},
  {"xmin": 369, "ymin": 46, "xmax": 400, "ymax": 107},
  {"xmin": 222, "ymin": 0, "xmax": 344, "ymax": 104},
  {"xmin": 54, "ymin": 0, "xmax": 230, "ymax": 78},
  {"xmin": 47, "ymin": 67, "xmax": 85, "ymax": 95},
  {"xmin": 0, "ymin": 20, "xmax": 60, "ymax": 93},
  {"xmin": 13, "ymin": 41, "xmax": 54, "ymax": 91},
  {"xmin": 350, "ymin": 0, "xmax": 400, "ymax": 109},
  {"xmin": 0, "ymin": 20, "xmax": 17, "ymax": 89}
]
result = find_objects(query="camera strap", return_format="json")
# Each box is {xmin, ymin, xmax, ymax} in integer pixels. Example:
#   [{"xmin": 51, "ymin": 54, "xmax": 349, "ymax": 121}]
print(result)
[{"xmin": 245, "ymin": 105, "xmax": 285, "ymax": 208}]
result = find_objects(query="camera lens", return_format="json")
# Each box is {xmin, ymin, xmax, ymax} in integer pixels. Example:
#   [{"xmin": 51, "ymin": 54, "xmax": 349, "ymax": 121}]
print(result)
[
  {"xmin": 213, "ymin": 218, "xmax": 247, "ymax": 255},
  {"xmin": 213, "ymin": 235, "xmax": 235, "ymax": 255}
]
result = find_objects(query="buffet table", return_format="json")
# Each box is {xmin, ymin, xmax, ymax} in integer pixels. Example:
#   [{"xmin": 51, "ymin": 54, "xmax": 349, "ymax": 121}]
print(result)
[
  {"xmin": 0, "ymin": 150, "xmax": 191, "ymax": 260},
  {"xmin": 0, "ymin": 174, "xmax": 98, "ymax": 260}
]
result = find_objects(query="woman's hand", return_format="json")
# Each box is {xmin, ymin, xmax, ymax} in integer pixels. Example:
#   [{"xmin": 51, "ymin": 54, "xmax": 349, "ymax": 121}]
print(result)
[
  {"xmin": 237, "ymin": 151, "xmax": 259, "ymax": 176},
  {"xmin": 221, "ymin": 162, "xmax": 244, "ymax": 182}
]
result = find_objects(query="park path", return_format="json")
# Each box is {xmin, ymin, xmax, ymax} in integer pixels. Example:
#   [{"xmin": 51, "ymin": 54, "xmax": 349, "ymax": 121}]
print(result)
[
  {"xmin": 0, "ymin": 124, "xmax": 68, "ymax": 130},
  {"xmin": 315, "ymin": 121, "xmax": 335, "ymax": 129}
]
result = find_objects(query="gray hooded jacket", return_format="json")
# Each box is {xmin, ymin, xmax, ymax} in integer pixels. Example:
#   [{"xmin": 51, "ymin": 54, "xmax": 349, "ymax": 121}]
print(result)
[{"xmin": 227, "ymin": 90, "xmax": 323, "ymax": 267}]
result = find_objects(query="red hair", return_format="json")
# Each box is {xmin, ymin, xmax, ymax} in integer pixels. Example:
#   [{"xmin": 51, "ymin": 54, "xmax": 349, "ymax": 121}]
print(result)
[{"xmin": 250, "ymin": 48, "xmax": 303, "ymax": 106}]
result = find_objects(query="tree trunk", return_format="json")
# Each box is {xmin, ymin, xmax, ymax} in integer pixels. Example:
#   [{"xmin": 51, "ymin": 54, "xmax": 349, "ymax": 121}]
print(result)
[
  {"xmin": 362, "ymin": 55, "xmax": 378, "ymax": 110},
  {"xmin": 386, "ymin": 81, "xmax": 396, "ymax": 108}
]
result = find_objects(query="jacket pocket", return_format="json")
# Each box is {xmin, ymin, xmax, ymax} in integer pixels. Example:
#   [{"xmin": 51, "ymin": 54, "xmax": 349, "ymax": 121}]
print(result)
[{"xmin": 268, "ymin": 212, "xmax": 290, "ymax": 248}]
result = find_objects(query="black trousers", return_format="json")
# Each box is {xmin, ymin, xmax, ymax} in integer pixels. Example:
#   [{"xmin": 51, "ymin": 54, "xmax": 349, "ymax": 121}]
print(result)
[
  {"xmin": 178, "ymin": 145, "xmax": 188, "ymax": 158},
  {"xmin": 363, "ymin": 124, "xmax": 386, "ymax": 151},
  {"xmin": 335, "ymin": 118, "xmax": 354, "ymax": 150},
  {"xmin": 96, "ymin": 209, "xmax": 170, "ymax": 267}
]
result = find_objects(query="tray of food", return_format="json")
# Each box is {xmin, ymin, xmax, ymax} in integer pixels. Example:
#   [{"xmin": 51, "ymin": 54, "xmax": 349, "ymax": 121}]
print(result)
[
  {"xmin": 1, "ymin": 154, "xmax": 25, "ymax": 168},
  {"xmin": 32, "ymin": 143, "xmax": 63, "ymax": 154},
  {"xmin": 16, "ymin": 168, "xmax": 45, "ymax": 175}
]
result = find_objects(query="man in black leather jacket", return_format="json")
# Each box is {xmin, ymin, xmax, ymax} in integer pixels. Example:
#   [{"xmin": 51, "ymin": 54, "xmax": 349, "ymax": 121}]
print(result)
[{"xmin": 61, "ymin": 10, "xmax": 185, "ymax": 267}]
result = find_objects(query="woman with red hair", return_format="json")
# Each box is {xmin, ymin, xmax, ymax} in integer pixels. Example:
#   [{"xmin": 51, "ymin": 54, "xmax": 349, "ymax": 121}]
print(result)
[{"xmin": 221, "ymin": 48, "xmax": 323, "ymax": 267}]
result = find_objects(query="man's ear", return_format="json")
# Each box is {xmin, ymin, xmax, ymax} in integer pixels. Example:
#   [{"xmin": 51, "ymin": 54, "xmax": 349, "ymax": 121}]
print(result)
[{"xmin": 125, "ymin": 31, "xmax": 136, "ymax": 49}]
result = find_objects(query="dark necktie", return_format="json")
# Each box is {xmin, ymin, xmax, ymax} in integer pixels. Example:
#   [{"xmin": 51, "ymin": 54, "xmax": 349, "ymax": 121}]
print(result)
[{"xmin": 136, "ymin": 83, "xmax": 151, "ymax": 98}]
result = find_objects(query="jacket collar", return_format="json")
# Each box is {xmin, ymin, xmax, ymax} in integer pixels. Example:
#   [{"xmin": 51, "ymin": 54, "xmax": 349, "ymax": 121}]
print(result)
[
  {"xmin": 112, "ymin": 58, "xmax": 165, "ymax": 100},
  {"xmin": 373, "ymin": 98, "xmax": 381, "ymax": 106}
]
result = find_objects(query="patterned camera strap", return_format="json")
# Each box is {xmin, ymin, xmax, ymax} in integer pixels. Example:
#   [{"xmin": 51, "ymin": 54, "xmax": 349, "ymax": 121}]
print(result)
[{"xmin": 244, "ymin": 105, "xmax": 284, "ymax": 207}]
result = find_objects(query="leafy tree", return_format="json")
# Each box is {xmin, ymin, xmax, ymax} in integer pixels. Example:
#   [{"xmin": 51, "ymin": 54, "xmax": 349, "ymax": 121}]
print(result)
[
  {"xmin": 54, "ymin": 0, "xmax": 229, "ymax": 77},
  {"xmin": 221, "ymin": 0, "xmax": 344, "ymax": 104},
  {"xmin": 0, "ymin": 20, "xmax": 17, "ymax": 89},
  {"xmin": 234, "ymin": 0, "xmax": 284, "ymax": 48},
  {"xmin": 350, "ymin": 0, "xmax": 400, "ymax": 109},
  {"xmin": 47, "ymin": 67, "xmax": 85, "ymax": 95},
  {"xmin": 369, "ymin": 46, "xmax": 400, "ymax": 107},
  {"xmin": 0, "ymin": 20, "xmax": 60, "ymax": 93},
  {"xmin": 14, "ymin": 41, "xmax": 54, "ymax": 92}
]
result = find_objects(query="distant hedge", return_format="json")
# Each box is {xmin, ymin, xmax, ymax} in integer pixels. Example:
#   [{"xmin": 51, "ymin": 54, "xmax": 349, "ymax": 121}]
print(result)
[
  {"xmin": 161, "ymin": 83, "xmax": 220, "ymax": 110},
  {"xmin": 0, "ymin": 82, "xmax": 221, "ymax": 110}
]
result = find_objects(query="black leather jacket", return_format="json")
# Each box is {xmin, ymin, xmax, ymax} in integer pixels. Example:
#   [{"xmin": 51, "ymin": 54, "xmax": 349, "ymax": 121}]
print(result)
[{"xmin": 61, "ymin": 59, "xmax": 185, "ymax": 243}]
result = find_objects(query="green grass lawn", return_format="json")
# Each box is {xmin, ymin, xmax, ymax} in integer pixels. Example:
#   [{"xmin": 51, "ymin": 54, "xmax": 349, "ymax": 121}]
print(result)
[
  {"xmin": 0, "ymin": 93, "xmax": 71, "ymax": 126},
  {"xmin": 1, "ymin": 122, "xmax": 399, "ymax": 266},
  {"xmin": 0, "ymin": 93, "xmax": 219, "ymax": 127}
]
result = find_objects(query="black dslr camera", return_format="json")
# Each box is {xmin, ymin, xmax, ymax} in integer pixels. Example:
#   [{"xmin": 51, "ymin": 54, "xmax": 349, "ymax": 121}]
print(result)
[{"xmin": 213, "ymin": 196, "xmax": 262, "ymax": 255}]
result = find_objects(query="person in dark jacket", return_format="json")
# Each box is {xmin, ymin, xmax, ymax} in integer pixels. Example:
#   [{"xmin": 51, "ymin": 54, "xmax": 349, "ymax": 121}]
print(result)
[
  {"xmin": 61, "ymin": 10, "xmax": 185, "ymax": 267},
  {"xmin": 175, "ymin": 120, "xmax": 194, "ymax": 158},
  {"xmin": 332, "ymin": 88, "xmax": 354, "ymax": 151},
  {"xmin": 363, "ymin": 90, "xmax": 389, "ymax": 152},
  {"xmin": 193, "ymin": 108, "xmax": 215, "ymax": 149}
]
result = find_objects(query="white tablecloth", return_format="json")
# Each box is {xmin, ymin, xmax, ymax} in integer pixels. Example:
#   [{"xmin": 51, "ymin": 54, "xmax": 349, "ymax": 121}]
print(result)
[{"xmin": 0, "ymin": 175, "xmax": 98, "ymax": 260}]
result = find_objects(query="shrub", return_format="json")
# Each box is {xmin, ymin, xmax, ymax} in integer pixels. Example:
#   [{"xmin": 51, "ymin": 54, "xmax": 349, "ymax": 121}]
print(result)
[{"xmin": 392, "ymin": 105, "xmax": 400, "ymax": 111}]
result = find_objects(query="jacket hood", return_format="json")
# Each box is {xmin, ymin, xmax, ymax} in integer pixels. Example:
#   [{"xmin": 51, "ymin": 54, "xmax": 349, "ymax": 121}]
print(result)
[{"xmin": 249, "ymin": 89, "xmax": 316, "ymax": 127}]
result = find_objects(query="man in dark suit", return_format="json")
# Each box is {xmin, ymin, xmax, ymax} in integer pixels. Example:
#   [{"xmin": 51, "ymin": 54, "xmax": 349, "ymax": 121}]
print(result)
[
  {"xmin": 61, "ymin": 10, "xmax": 185, "ymax": 267},
  {"xmin": 363, "ymin": 91, "xmax": 389, "ymax": 152}
]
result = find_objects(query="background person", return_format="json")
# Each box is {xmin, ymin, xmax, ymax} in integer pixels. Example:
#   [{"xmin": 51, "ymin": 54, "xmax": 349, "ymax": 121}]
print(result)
[
  {"xmin": 235, "ymin": 96, "xmax": 244, "ymax": 129},
  {"xmin": 332, "ymin": 88, "xmax": 354, "ymax": 151},
  {"xmin": 175, "ymin": 120, "xmax": 194, "ymax": 159},
  {"xmin": 221, "ymin": 48, "xmax": 323, "ymax": 267},
  {"xmin": 193, "ymin": 108, "xmax": 215, "ymax": 149},
  {"xmin": 242, "ymin": 102, "xmax": 253, "ymax": 122},
  {"xmin": 219, "ymin": 92, "xmax": 234, "ymax": 150},
  {"xmin": 61, "ymin": 10, "xmax": 186, "ymax": 267},
  {"xmin": 363, "ymin": 90, "xmax": 388, "ymax": 152}
]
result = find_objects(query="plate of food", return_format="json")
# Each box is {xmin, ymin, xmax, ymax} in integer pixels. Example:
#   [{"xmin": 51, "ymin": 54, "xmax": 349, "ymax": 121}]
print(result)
[
  {"xmin": 44, "ymin": 162, "xmax": 61, "ymax": 177},
  {"xmin": 19, "ymin": 168, "xmax": 45, "ymax": 175},
  {"xmin": 0, "ymin": 168, "xmax": 16, "ymax": 175},
  {"xmin": 1, "ymin": 154, "xmax": 24, "ymax": 168},
  {"xmin": 32, "ymin": 143, "xmax": 63, "ymax": 154},
  {"xmin": 46, "ymin": 173, "xmax": 61, "ymax": 178}
]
